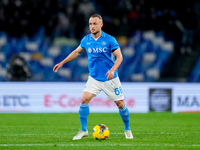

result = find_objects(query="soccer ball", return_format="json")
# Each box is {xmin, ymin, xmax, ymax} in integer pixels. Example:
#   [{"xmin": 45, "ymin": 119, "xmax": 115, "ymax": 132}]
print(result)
[{"xmin": 92, "ymin": 124, "xmax": 110, "ymax": 140}]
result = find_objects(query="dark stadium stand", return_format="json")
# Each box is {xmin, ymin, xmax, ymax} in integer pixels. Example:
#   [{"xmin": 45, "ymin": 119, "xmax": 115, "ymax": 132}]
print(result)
[
  {"xmin": 0, "ymin": 29, "xmax": 174, "ymax": 82},
  {"xmin": 0, "ymin": 0, "xmax": 200, "ymax": 82}
]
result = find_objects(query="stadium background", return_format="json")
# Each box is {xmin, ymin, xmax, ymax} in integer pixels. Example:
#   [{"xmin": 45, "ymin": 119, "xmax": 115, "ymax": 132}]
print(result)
[
  {"xmin": 0, "ymin": 0, "xmax": 200, "ymax": 82},
  {"xmin": 0, "ymin": 0, "xmax": 200, "ymax": 113},
  {"xmin": 0, "ymin": 1, "xmax": 200, "ymax": 149}
]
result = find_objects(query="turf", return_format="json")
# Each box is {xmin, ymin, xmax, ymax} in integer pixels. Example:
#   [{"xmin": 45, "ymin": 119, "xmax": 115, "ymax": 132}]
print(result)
[{"xmin": 0, "ymin": 112, "xmax": 200, "ymax": 150}]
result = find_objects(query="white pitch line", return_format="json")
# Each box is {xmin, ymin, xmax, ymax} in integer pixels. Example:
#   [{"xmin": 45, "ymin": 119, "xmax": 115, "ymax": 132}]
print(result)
[
  {"xmin": 0, "ymin": 132, "xmax": 198, "ymax": 136},
  {"xmin": 0, "ymin": 143, "xmax": 200, "ymax": 147}
]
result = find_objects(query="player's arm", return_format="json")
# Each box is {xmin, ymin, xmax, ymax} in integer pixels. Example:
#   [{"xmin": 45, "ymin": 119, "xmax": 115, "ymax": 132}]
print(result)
[
  {"xmin": 106, "ymin": 48, "xmax": 123, "ymax": 80},
  {"xmin": 53, "ymin": 46, "xmax": 85, "ymax": 72}
]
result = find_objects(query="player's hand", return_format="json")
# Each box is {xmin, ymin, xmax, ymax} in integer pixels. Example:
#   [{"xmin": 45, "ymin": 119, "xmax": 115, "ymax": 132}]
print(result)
[
  {"xmin": 53, "ymin": 63, "xmax": 63, "ymax": 72},
  {"xmin": 105, "ymin": 70, "xmax": 114, "ymax": 80}
]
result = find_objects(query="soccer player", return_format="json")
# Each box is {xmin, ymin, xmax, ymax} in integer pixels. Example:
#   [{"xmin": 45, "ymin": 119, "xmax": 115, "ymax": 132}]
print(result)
[{"xmin": 53, "ymin": 14, "xmax": 133, "ymax": 140}]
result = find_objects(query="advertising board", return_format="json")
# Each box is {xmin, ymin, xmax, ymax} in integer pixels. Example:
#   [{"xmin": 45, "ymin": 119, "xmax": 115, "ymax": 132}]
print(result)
[
  {"xmin": 1, "ymin": 82, "xmax": 199, "ymax": 113},
  {"xmin": 0, "ymin": 82, "xmax": 149, "ymax": 113}
]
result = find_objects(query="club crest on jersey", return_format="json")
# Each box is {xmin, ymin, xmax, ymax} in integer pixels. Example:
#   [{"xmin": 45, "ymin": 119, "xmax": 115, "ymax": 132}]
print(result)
[
  {"xmin": 102, "ymin": 41, "xmax": 106, "ymax": 46},
  {"xmin": 88, "ymin": 47, "xmax": 107, "ymax": 53},
  {"xmin": 88, "ymin": 47, "xmax": 92, "ymax": 53}
]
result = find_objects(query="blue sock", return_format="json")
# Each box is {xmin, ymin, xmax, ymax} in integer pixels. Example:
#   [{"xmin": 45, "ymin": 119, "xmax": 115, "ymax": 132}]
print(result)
[
  {"xmin": 79, "ymin": 103, "xmax": 89, "ymax": 131},
  {"xmin": 119, "ymin": 105, "xmax": 130, "ymax": 130}
]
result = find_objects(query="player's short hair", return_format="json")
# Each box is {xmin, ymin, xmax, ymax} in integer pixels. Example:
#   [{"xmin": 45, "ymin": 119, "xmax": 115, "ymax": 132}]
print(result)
[{"xmin": 90, "ymin": 14, "xmax": 103, "ymax": 22}]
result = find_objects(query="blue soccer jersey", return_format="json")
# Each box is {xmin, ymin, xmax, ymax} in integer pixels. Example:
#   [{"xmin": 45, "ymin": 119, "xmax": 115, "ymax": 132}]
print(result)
[{"xmin": 80, "ymin": 31, "xmax": 120, "ymax": 81}]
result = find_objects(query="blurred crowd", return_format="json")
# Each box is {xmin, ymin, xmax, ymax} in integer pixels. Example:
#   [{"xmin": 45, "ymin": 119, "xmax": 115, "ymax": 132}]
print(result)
[
  {"xmin": 0, "ymin": 0, "xmax": 200, "ymax": 82},
  {"xmin": 0, "ymin": 0, "xmax": 199, "ymax": 46}
]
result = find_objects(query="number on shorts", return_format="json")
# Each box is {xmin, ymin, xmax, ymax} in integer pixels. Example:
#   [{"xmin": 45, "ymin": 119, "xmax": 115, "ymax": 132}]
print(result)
[{"xmin": 115, "ymin": 86, "xmax": 123, "ymax": 95}]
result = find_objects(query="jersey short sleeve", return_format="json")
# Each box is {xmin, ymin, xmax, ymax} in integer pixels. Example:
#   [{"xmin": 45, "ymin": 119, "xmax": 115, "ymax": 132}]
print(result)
[
  {"xmin": 110, "ymin": 36, "xmax": 120, "ymax": 51},
  {"xmin": 80, "ymin": 36, "xmax": 87, "ymax": 49}
]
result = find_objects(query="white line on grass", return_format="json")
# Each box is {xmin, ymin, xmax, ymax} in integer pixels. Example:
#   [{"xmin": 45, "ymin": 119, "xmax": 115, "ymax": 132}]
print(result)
[
  {"xmin": 0, "ymin": 143, "xmax": 200, "ymax": 147},
  {"xmin": 0, "ymin": 132, "xmax": 198, "ymax": 136}
]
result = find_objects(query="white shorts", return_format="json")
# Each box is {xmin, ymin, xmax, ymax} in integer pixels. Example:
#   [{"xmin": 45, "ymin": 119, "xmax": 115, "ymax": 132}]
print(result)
[{"xmin": 83, "ymin": 76, "xmax": 124, "ymax": 101}]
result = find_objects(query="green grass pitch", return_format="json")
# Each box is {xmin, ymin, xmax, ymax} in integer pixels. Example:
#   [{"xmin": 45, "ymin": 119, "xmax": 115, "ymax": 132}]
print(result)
[{"xmin": 0, "ymin": 112, "xmax": 200, "ymax": 150}]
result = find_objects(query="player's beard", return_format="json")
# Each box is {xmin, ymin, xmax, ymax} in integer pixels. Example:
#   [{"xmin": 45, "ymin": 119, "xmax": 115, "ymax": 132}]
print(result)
[{"xmin": 91, "ymin": 29, "xmax": 100, "ymax": 35}]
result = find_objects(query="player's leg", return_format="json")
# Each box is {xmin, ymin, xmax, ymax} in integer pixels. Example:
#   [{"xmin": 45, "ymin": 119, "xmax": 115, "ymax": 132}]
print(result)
[
  {"xmin": 115, "ymin": 100, "xmax": 133, "ymax": 139},
  {"xmin": 79, "ymin": 91, "xmax": 95, "ymax": 131},
  {"xmin": 73, "ymin": 76, "xmax": 102, "ymax": 140},
  {"xmin": 73, "ymin": 91, "xmax": 95, "ymax": 140},
  {"xmin": 103, "ymin": 76, "xmax": 133, "ymax": 139},
  {"xmin": 115, "ymin": 100, "xmax": 130, "ymax": 130}
]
